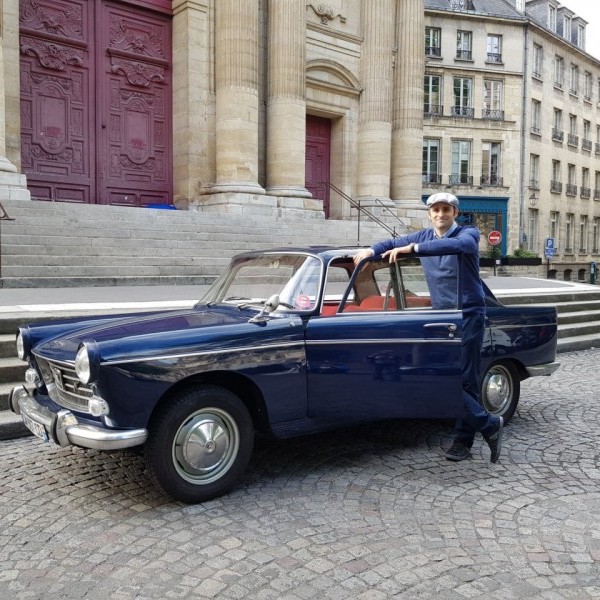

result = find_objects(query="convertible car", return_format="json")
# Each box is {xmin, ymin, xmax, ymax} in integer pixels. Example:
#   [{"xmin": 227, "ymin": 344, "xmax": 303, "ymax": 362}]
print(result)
[{"xmin": 10, "ymin": 247, "xmax": 559, "ymax": 502}]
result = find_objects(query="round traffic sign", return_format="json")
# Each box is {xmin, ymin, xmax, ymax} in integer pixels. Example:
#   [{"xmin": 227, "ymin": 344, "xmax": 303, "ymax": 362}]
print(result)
[{"xmin": 488, "ymin": 230, "xmax": 502, "ymax": 245}]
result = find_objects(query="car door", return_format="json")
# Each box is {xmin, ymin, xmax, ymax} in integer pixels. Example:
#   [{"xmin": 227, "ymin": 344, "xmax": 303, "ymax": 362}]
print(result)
[{"xmin": 304, "ymin": 256, "xmax": 463, "ymax": 422}]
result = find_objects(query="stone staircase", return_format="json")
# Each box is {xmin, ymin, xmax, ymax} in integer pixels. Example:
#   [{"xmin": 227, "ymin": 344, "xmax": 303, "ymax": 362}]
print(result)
[{"xmin": 0, "ymin": 199, "xmax": 386, "ymax": 288}]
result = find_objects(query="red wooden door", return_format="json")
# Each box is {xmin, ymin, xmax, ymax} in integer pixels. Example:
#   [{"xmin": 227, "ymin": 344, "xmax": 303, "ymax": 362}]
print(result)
[
  {"xmin": 19, "ymin": 0, "xmax": 172, "ymax": 206},
  {"xmin": 305, "ymin": 115, "xmax": 331, "ymax": 217}
]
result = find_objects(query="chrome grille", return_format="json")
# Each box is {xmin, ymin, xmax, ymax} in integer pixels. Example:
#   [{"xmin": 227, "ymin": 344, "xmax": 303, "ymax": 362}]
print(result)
[{"xmin": 36, "ymin": 357, "xmax": 93, "ymax": 414}]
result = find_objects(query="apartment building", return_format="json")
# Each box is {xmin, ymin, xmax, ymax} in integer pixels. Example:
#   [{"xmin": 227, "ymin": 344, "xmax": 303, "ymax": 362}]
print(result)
[{"xmin": 424, "ymin": 0, "xmax": 600, "ymax": 279}]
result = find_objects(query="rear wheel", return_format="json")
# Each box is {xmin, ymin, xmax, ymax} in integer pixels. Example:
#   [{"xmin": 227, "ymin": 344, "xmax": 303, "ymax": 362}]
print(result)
[
  {"xmin": 481, "ymin": 361, "xmax": 520, "ymax": 423},
  {"xmin": 145, "ymin": 385, "xmax": 254, "ymax": 503}
]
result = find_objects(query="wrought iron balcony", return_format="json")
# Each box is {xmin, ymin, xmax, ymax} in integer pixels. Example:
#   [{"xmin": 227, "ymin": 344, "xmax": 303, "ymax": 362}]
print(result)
[
  {"xmin": 566, "ymin": 183, "xmax": 577, "ymax": 196},
  {"xmin": 422, "ymin": 173, "xmax": 442, "ymax": 184},
  {"xmin": 530, "ymin": 126, "xmax": 541, "ymax": 135},
  {"xmin": 456, "ymin": 50, "xmax": 472, "ymax": 60},
  {"xmin": 529, "ymin": 180, "xmax": 540, "ymax": 190},
  {"xmin": 532, "ymin": 70, "xmax": 542, "ymax": 79},
  {"xmin": 554, "ymin": 79, "xmax": 563, "ymax": 89},
  {"xmin": 486, "ymin": 53, "xmax": 502, "ymax": 63},
  {"xmin": 450, "ymin": 106, "xmax": 474, "ymax": 118},
  {"xmin": 569, "ymin": 88, "xmax": 579, "ymax": 96},
  {"xmin": 480, "ymin": 174, "xmax": 503, "ymax": 186},
  {"xmin": 567, "ymin": 134, "xmax": 579, "ymax": 147},
  {"xmin": 449, "ymin": 174, "xmax": 473, "ymax": 186},
  {"xmin": 550, "ymin": 180, "xmax": 563, "ymax": 193},
  {"xmin": 581, "ymin": 187, "xmax": 591, "ymax": 199},
  {"xmin": 423, "ymin": 104, "xmax": 443, "ymax": 116},
  {"xmin": 551, "ymin": 128, "xmax": 564, "ymax": 142},
  {"xmin": 482, "ymin": 109, "xmax": 504, "ymax": 120},
  {"xmin": 425, "ymin": 46, "xmax": 441, "ymax": 57},
  {"xmin": 582, "ymin": 139, "xmax": 593, "ymax": 151}
]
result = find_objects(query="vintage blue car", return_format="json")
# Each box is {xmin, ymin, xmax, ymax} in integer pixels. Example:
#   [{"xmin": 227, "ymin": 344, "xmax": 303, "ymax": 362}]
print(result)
[{"xmin": 11, "ymin": 247, "xmax": 559, "ymax": 502}]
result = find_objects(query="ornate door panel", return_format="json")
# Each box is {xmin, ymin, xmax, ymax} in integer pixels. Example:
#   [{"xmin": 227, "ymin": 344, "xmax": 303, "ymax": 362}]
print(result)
[
  {"xmin": 305, "ymin": 115, "xmax": 331, "ymax": 217},
  {"xmin": 19, "ymin": 0, "xmax": 172, "ymax": 206},
  {"xmin": 20, "ymin": 0, "xmax": 95, "ymax": 203},
  {"xmin": 99, "ymin": 1, "xmax": 172, "ymax": 206}
]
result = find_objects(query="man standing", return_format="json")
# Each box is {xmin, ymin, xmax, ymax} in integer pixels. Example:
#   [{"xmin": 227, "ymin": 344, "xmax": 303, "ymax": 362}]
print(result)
[{"xmin": 353, "ymin": 192, "xmax": 503, "ymax": 463}]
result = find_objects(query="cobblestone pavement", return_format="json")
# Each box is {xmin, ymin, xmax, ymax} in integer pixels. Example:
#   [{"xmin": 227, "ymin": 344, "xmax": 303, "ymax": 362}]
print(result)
[{"xmin": 1, "ymin": 350, "xmax": 600, "ymax": 600}]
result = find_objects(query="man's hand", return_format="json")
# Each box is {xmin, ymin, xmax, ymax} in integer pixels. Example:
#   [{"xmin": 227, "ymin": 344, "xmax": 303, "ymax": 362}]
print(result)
[
  {"xmin": 353, "ymin": 248, "xmax": 374, "ymax": 266},
  {"xmin": 381, "ymin": 244, "xmax": 415, "ymax": 263}
]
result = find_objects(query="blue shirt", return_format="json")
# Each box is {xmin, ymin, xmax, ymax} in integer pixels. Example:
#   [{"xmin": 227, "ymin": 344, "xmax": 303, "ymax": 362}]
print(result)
[{"xmin": 371, "ymin": 224, "xmax": 485, "ymax": 314}]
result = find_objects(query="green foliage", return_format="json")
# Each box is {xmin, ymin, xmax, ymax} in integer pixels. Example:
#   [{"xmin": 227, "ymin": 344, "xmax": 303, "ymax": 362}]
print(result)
[
  {"xmin": 487, "ymin": 245, "xmax": 502, "ymax": 259},
  {"xmin": 512, "ymin": 247, "xmax": 539, "ymax": 258}
]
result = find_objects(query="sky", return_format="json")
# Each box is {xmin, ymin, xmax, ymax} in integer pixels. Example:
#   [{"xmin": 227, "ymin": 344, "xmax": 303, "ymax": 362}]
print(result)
[{"xmin": 561, "ymin": 0, "xmax": 600, "ymax": 60}]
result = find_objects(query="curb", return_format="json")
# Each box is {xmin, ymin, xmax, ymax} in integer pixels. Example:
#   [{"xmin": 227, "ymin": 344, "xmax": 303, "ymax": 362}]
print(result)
[{"xmin": 0, "ymin": 410, "xmax": 31, "ymax": 441}]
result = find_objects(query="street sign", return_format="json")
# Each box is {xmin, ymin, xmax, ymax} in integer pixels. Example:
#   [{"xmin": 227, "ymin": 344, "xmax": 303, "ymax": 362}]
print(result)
[
  {"xmin": 544, "ymin": 247, "xmax": 555, "ymax": 258},
  {"xmin": 488, "ymin": 230, "xmax": 502, "ymax": 245},
  {"xmin": 545, "ymin": 237, "xmax": 555, "ymax": 250}
]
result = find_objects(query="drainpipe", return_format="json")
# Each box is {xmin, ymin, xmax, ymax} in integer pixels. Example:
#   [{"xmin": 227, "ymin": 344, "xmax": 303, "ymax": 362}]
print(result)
[{"xmin": 518, "ymin": 22, "xmax": 530, "ymax": 250}]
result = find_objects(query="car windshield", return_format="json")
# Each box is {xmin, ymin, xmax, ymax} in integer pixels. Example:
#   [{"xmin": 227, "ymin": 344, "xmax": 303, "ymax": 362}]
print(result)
[{"xmin": 199, "ymin": 253, "xmax": 323, "ymax": 312}]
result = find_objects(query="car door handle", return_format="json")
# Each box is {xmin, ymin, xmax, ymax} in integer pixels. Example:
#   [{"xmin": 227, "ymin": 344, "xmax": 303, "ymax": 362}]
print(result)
[{"xmin": 423, "ymin": 322, "xmax": 458, "ymax": 332}]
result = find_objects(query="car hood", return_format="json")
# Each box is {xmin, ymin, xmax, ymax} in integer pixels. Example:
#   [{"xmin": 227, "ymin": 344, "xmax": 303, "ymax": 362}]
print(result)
[{"xmin": 33, "ymin": 306, "xmax": 301, "ymax": 363}]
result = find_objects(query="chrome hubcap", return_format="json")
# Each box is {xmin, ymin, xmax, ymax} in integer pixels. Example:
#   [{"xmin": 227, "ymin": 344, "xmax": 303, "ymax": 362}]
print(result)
[{"xmin": 483, "ymin": 366, "xmax": 512, "ymax": 414}]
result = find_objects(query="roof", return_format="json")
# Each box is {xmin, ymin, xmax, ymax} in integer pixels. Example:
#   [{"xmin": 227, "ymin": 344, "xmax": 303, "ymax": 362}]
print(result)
[{"xmin": 425, "ymin": 0, "xmax": 527, "ymax": 20}]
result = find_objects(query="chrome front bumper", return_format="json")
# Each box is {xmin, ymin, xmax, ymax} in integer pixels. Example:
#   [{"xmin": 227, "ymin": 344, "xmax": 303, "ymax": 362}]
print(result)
[
  {"xmin": 525, "ymin": 361, "xmax": 561, "ymax": 377},
  {"xmin": 10, "ymin": 385, "xmax": 147, "ymax": 450}
]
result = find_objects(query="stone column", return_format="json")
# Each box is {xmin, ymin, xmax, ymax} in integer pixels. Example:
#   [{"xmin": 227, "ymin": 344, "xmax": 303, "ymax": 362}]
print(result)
[
  {"xmin": 0, "ymin": 4, "xmax": 30, "ymax": 201},
  {"xmin": 266, "ymin": 0, "xmax": 310, "ymax": 198},
  {"xmin": 212, "ymin": 0, "xmax": 264, "ymax": 194},
  {"xmin": 356, "ymin": 0, "xmax": 394, "ymax": 206},
  {"xmin": 391, "ymin": 0, "xmax": 424, "ymax": 214}
]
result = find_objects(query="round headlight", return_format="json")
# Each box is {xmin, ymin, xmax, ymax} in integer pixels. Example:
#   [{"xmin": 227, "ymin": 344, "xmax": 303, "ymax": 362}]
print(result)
[
  {"xmin": 75, "ymin": 345, "xmax": 92, "ymax": 384},
  {"xmin": 16, "ymin": 332, "xmax": 25, "ymax": 361}
]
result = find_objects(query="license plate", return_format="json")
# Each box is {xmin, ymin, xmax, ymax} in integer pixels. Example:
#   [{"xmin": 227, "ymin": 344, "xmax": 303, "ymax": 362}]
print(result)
[{"xmin": 22, "ymin": 413, "xmax": 49, "ymax": 442}]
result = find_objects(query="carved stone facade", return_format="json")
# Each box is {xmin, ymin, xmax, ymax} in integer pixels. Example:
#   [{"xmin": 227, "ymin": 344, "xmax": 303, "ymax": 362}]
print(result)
[{"xmin": 0, "ymin": 0, "xmax": 426, "ymax": 225}]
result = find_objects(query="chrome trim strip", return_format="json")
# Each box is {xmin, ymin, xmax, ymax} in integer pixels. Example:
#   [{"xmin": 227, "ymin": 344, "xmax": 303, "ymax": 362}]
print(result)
[
  {"xmin": 102, "ymin": 340, "xmax": 305, "ymax": 366},
  {"xmin": 526, "ymin": 362, "xmax": 561, "ymax": 377},
  {"xmin": 307, "ymin": 338, "xmax": 460, "ymax": 345}
]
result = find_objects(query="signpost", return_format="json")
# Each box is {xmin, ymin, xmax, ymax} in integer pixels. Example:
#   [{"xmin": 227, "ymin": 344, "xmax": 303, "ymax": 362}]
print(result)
[
  {"xmin": 487, "ymin": 231, "xmax": 502, "ymax": 275},
  {"xmin": 545, "ymin": 237, "xmax": 555, "ymax": 278}
]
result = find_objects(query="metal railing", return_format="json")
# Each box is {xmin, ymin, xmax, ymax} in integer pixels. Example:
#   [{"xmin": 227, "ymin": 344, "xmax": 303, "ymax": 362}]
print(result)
[
  {"xmin": 324, "ymin": 182, "xmax": 406, "ymax": 244},
  {"xmin": 0, "ymin": 201, "xmax": 15, "ymax": 279}
]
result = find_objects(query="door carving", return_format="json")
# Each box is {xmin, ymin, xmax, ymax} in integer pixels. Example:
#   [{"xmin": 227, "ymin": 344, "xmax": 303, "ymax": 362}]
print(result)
[{"xmin": 19, "ymin": 0, "xmax": 172, "ymax": 206}]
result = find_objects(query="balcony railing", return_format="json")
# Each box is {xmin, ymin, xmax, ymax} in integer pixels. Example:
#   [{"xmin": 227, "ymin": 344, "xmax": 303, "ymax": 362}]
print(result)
[
  {"xmin": 532, "ymin": 70, "xmax": 542, "ymax": 79},
  {"xmin": 554, "ymin": 79, "xmax": 563, "ymax": 89},
  {"xmin": 552, "ymin": 128, "xmax": 564, "ymax": 142},
  {"xmin": 480, "ymin": 174, "xmax": 503, "ymax": 186},
  {"xmin": 486, "ymin": 53, "xmax": 502, "ymax": 63},
  {"xmin": 449, "ymin": 174, "xmax": 473, "ymax": 186},
  {"xmin": 570, "ymin": 88, "xmax": 579, "ymax": 96},
  {"xmin": 566, "ymin": 183, "xmax": 578, "ymax": 196},
  {"xmin": 582, "ymin": 139, "xmax": 593, "ymax": 151},
  {"xmin": 550, "ymin": 180, "xmax": 563, "ymax": 193},
  {"xmin": 422, "ymin": 173, "xmax": 442, "ymax": 184},
  {"xmin": 567, "ymin": 134, "xmax": 579, "ymax": 147},
  {"xmin": 451, "ymin": 106, "xmax": 474, "ymax": 118},
  {"xmin": 529, "ymin": 180, "xmax": 540, "ymax": 189},
  {"xmin": 482, "ymin": 109, "xmax": 504, "ymax": 120},
  {"xmin": 581, "ymin": 187, "xmax": 591, "ymax": 199},
  {"xmin": 456, "ymin": 49, "xmax": 472, "ymax": 60},
  {"xmin": 530, "ymin": 126, "xmax": 541, "ymax": 135},
  {"xmin": 585, "ymin": 95, "xmax": 592, "ymax": 102},
  {"xmin": 425, "ymin": 46, "xmax": 441, "ymax": 58},
  {"xmin": 423, "ymin": 104, "xmax": 443, "ymax": 116}
]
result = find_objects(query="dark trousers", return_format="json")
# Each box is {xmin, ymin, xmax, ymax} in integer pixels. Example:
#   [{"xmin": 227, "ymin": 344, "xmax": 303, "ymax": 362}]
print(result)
[{"xmin": 453, "ymin": 312, "xmax": 498, "ymax": 444}]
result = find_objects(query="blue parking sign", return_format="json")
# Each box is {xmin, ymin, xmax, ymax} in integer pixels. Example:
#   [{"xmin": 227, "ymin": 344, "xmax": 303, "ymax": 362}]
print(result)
[{"xmin": 545, "ymin": 237, "xmax": 555, "ymax": 250}]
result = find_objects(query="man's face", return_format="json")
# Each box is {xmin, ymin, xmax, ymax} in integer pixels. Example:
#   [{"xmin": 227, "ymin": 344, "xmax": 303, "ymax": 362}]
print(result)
[{"xmin": 428, "ymin": 202, "xmax": 458, "ymax": 232}]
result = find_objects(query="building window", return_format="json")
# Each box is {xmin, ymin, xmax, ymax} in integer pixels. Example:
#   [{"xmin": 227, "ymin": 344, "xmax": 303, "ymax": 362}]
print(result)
[
  {"xmin": 549, "ymin": 6, "xmax": 557, "ymax": 32},
  {"xmin": 531, "ymin": 99, "xmax": 541, "ymax": 134},
  {"xmin": 570, "ymin": 64, "xmax": 579, "ymax": 95},
  {"xmin": 481, "ymin": 142, "xmax": 501, "ymax": 186},
  {"xmin": 530, "ymin": 154, "xmax": 539, "ymax": 189},
  {"xmin": 424, "ymin": 75, "xmax": 442, "ymax": 115},
  {"xmin": 486, "ymin": 34, "xmax": 502, "ymax": 63},
  {"xmin": 527, "ymin": 209, "xmax": 538, "ymax": 253},
  {"xmin": 596, "ymin": 171, "xmax": 600, "ymax": 200},
  {"xmin": 533, "ymin": 44, "xmax": 543, "ymax": 78},
  {"xmin": 563, "ymin": 15, "xmax": 572, "ymax": 41},
  {"xmin": 552, "ymin": 108, "xmax": 563, "ymax": 142},
  {"xmin": 550, "ymin": 212, "xmax": 560, "ymax": 249},
  {"xmin": 565, "ymin": 213, "xmax": 574, "ymax": 252},
  {"xmin": 568, "ymin": 114, "xmax": 578, "ymax": 147},
  {"xmin": 577, "ymin": 24, "xmax": 585, "ymax": 49},
  {"xmin": 582, "ymin": 168, "xmax": 591, "ymax": 198},
  {"xmin": 456, "ymin": 31, "xmax": 472, "ymax": 60},
  {"xmin": 583, "ymin": 120, "xmax": 592, "ymax": 151},
  {"xmin": 554, "ymin": 56, "xmax": 564, "ymax": 88},
  {"xmin": 425, "ymin": 27, "xmax": 441, "ymax": 57},
  {"xmin": 593, "ymin": 218, "xmax": 599, "ymax": 253},
  {"xmin": 452, "ymin": 77, "xmax": 473, "ymax": 117},
  {"xmin": 567, "ymin": 164, "xmax": 577, "ymax": 196},
  {"xmin": 584, "ymin": 71, "xmax": 593, "ymax": 101},
  {"xmin": 580, "ymin": 216, "xmax": 588, "ymax": 253},
  {"xmin": 482, "ymin": 80, "xmax": 503, "ymax": 119},
  {"xmin": 450, "ymin": 140, "xmax": 472, "ymax": 185},
  {"xmin": 551, "ymin": 160, "xmax": 562, "ymax": 193},
  {"xmin": 422, "ymin": 139, "xmax": 441, "ymax": 184}
]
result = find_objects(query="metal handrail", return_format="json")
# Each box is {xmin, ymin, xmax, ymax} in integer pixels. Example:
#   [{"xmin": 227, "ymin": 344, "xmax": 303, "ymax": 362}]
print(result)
[
  {"xmin": 0, "ymin": 201, "xmax": 15, "ymax": 280},
  {"xmin": 324, "ymin": 182, "xmax": 399, "ymax": 244}
]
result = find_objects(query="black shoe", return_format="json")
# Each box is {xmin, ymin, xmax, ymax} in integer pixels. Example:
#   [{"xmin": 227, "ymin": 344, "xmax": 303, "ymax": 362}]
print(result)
[
  {"xmin": 445, "ymin": 440, "xmax": 472, "ymax": 461},
  {"xmin": 483, "ymin": 416, "xmax": 503, "ymax": 463}
]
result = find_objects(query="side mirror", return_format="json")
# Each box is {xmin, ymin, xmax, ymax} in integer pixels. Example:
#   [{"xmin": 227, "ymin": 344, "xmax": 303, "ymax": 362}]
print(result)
[{"xmin": 249, "ymin": 294, "xmax": 280, "ymax": 323}]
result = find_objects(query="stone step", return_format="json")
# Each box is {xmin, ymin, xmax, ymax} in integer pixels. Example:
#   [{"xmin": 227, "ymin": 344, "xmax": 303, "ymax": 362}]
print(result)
[
  {"xmin": 558, "ymin": 320, "xmax": 600, "ymax": 339},
  {"xmin": 2, "ymin": 254, "xmax": 232, "ymax": 267},
  {"xmin": 558, "ymin": 309, "xmax": 600, "ymax": 324},
  {"xmin": 0, "ymin": 334, "xmax": 16, "ymax": 359},
  {"xmin": 0, "ymin": 357, "xmax": 28, "ymax": 385},
  {"xmin": 0, "ymin": 275, "xmax": 217, "ymax": 289}
]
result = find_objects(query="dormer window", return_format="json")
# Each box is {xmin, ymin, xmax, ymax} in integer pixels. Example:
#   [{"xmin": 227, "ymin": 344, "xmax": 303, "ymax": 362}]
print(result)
[
  {"xmin": 549, "ymin": 6, "xmax": 557, "ymax": 32},
  {"xmin": 563, "ymin": 15, "xmax": 571, "ymax": 41}
]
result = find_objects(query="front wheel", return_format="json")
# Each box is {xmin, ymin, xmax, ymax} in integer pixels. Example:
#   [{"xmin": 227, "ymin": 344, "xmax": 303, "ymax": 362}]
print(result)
[
  {"xmin": 480, "ymin": 361, "xmax": 520, "ymax": 423},
  {"xmin": 145, "ymin": 386, "xmax": 254, "ymax": 503}
]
